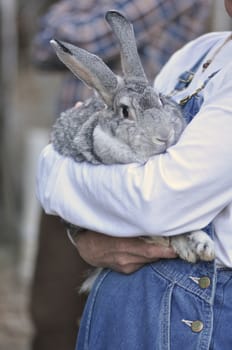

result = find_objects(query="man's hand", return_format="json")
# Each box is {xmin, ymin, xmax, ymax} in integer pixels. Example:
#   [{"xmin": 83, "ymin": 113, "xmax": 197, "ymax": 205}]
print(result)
[{"xmin": 75, "ymin": 230, "xmax": 177, "ymax": 274}]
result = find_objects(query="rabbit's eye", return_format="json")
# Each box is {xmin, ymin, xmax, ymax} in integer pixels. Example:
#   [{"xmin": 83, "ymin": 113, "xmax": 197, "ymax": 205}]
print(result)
[{"xmin": 120, "ymin": 104, "xmax": 129, "ymax": 118}]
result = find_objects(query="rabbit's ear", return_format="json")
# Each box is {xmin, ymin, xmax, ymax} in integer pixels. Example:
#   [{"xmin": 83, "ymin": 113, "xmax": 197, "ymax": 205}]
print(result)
[
  {"xmin": 50, "ymin": 39, "xmax": 118, "ymax": 106},
  {"xmin": 105, "ymin": 10, "xmax": 147, "ymax": 82}
]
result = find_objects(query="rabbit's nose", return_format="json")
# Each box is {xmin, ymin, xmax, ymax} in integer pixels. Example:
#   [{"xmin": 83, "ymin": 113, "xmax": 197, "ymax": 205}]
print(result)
[
  {"xmin": 152, "ymin": 129, "xmax": 173, "ymax": 145},
  {"xmin": 152, "ymin": 137, "xmax": 165, "ymax": 145},
  {"xmin": 152, "ymin": 136, "xmax": 167, "ymax": 145}
]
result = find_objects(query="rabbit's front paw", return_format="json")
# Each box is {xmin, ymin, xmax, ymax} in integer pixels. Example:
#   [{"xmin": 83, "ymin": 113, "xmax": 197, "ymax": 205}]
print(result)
[
  {"xmin": 171, "ymin": 230, "xmax": 215, "ymax": 263},
  {"xmin": 188, "ymin": 230, "xmax": 215, "ymax": 261}
]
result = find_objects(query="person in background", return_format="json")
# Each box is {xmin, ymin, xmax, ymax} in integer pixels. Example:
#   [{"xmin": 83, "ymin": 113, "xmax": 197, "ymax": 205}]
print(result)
[{"xmin": 31, "ymin": 1, "xmax": 211, "ymax": 350}]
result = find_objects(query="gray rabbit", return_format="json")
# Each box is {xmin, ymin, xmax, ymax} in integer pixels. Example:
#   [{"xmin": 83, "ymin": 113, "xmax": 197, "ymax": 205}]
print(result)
[{"xmin": 50, "ymin": 10, "xmax": 215, "ymax": 293}]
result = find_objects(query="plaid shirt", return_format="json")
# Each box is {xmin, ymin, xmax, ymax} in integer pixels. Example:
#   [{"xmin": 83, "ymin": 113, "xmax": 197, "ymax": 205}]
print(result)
[{"xmin": 32, "ymin": 0, "xmax": 211, "ymax": 114}]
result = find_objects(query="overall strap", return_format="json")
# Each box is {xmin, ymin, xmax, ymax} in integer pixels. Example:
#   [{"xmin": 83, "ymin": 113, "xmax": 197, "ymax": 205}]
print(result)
[
  {"xmin": 179, "ymin": 70, "xmax": 220, "ymax": 107},
  {"xmin": 174, "ymin": 48, "xmax": 212, "ymax": 92}
]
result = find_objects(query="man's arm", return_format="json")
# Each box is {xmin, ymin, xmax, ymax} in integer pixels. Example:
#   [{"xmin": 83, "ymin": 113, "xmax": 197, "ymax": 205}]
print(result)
[{"xmin": 36, "ymin": 85, "xmax": 232, "ymax": 238}]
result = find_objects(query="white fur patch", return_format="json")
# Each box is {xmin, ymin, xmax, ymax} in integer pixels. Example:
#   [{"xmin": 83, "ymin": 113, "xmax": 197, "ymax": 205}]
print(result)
[{"xmin": 93, "ymin": 125, "xmax": 138, "ymax": 164}]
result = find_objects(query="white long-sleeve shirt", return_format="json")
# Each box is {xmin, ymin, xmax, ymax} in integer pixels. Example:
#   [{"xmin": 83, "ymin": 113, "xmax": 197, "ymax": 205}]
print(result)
[{"xmin": 37, "ymin": 32, "xmax": 232, "ymax": 267}]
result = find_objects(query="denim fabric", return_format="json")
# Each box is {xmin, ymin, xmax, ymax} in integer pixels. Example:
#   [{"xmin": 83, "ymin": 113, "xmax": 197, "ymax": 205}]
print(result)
[
  {"xmin": 209, "ymin": 268, "xmax": 232, "ymax": 349},
  {"xmin": 75, "ymin": 58, "xmax": 229, "ymax": 350},
  {"xmin": 76, "ymin": 262, "xmax": 232, "ymax": 349}
]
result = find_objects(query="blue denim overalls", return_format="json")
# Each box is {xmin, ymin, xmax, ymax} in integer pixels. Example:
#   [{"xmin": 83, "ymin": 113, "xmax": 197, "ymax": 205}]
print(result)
[{"xmin": 76, "ymin": 53, "xmax": 232, "ymax": 350}]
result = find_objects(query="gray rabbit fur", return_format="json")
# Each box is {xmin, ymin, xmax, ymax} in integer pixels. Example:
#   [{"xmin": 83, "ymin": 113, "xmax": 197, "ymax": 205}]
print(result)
[{"xmin": 50, "ymin": 10, "xmax": 215, "ymax": 293}]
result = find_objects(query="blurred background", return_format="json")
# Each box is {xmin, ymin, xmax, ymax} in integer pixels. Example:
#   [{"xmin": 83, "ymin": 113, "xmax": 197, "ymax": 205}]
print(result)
[
  {"xmin": 0, "ymin": 1, "xmax": 62, "ymax": 349},
  {"xmin": 0, "ymin": 1, "xmax": 231, "ymax": 349}
]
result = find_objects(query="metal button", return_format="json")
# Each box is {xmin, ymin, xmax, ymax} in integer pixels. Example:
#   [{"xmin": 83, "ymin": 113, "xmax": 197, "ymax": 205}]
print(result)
[
  {"xmin": 191, "ymin": 320, "xmax": 204, "ymax": 333},
  {"xmin": 199, "ymin": 276, "xmax": 211, "ymax": 289}
]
